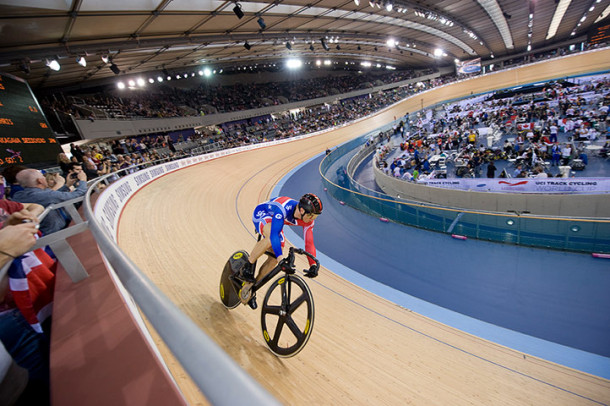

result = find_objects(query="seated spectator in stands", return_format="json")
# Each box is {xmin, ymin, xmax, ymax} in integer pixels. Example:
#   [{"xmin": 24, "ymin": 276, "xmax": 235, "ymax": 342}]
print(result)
[
  {"xmin": 422, "ymin": 158, "xmax": 430, "ymax": 173},
  {"xmin": 82, "ymin": 160, "xmax": 110, "ymax": 181},
  {"xmin": 513, "ymin": 164, "xmax": 524, "ymax": 178},
  {"xmin": 1, "ymin": 165, "xmax": 27, "ymax": 199},
  {"xmin": 69, "ymin": 143, "xmax": 84, "ymax": 162},
  {"xmin": 44, "ymin": 173, "xmax": 66, "ymax": 191},
  {"xmin": 503, "ymin": 140, "xmax": 513, "ymax": 156},
  {"xmin": 532, "ymin": 166, "xmax": 548, "ymax": 178},
  {"xmin": 515, "ymin": 133, "xmax": 525, "ymax": 146},
  {"xmin": 91, "ymin": 147, "xmax": 104, "ymax": 164},
  {"xmin": 82, "ymin": 151, "xmax": 96, "ymax": 168},
  {"xmin": 0, "ymin": 187, "xmax": 43, "ymax": 227},
  {"xmin": 12, "ymin": 168, "xmax": 87, "ymax": 236},
  {"xmin": 401, "ymin": 171, "xmax": 413, "ymax": 181},
  {"xmin": 600, "ymin": 141, "xmax": 610, "ymax": 158},
  {"xmin": 575, "ymin": 126, "xmax": 589, "ymax": 140},
  {"xmin": 56, "ymin": 153, "xmax": 71, "ymax": 176},
  {"xmin": 0, "ymin": 222, "xmax": 47, "ymax": 405}
]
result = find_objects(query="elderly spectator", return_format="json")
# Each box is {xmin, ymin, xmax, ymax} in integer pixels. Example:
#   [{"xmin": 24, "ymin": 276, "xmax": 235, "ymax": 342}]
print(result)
[{"xmin": 12, "ymin": 168, "xmax": 87, "ymax": 236}]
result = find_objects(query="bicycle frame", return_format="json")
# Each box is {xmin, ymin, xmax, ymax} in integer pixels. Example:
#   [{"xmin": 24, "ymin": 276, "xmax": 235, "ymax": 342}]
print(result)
[{"xmin": 231, "ymin": 247, "xmax": 319, "ymax": 298}]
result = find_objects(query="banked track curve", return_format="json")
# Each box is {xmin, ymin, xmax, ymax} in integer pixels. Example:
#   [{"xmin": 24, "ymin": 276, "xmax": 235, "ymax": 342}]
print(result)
[{"xmin": 116, "ymin": 50, "xmax": 610, "ymax": 406}]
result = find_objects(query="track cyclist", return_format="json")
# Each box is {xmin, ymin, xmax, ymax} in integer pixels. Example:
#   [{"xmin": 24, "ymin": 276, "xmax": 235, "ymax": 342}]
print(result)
[{"xmin": 239, "ymin": 193, "xmax": 323, "ymax": 309}]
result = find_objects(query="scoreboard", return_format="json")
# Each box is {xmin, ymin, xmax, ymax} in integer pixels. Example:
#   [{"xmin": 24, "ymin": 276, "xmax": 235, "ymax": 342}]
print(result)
[
  {"xmin": 0, "ymin": 72, "xmax": 62, "ymax": 169},
  {"xmin": 588, "ymin": 22, "xmax": 610, "ymax": 46}
]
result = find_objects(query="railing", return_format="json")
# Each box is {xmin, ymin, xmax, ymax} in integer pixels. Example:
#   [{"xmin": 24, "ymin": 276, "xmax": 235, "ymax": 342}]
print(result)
[
  {"xmin": 0, "ymin": 156, "xmax": 281, "ymax": 405},
  {"xmin": 83, "ymin": 163, "xmax": 280, "ymax": 405},
  {"xmin": 320, "ymin": 132, "xmax": 610, "ymax": 254}
]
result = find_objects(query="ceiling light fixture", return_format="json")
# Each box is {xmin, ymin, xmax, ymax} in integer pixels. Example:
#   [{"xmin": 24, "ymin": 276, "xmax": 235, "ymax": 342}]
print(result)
[
  {"xmin": 257, "ymin": 17, "xmax": 266, "ymax": 30},
  {"xmin": 286, "ymin": 41, "xmax": 292, "ymax": 50},
  {"xmin": 233, "ymin": 3, "xmax": 244, "ymax": 19},
  {"xmin": 45, "ymin": 58, "xmax": 60, "ymax": 71},
  {"xmin": 76, "ymin": 56, "xmax": 87, "ymax": 67},
  {"xmin": 101, "ymin": 54, "xmax": 109, "ymax": 63},
  {"xmin": 244, "ymin": 41, "xmax": 251, "ymax": 50},
  {"xmin": 110, "ymin": 63, "xmax": 120, "ymax": 75}
]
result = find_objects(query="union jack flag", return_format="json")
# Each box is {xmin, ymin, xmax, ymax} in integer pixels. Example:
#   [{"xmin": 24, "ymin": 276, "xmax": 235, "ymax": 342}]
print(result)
[{"xmin": 8, "ymin": 246, "xmax": 57, "ymax": 334}]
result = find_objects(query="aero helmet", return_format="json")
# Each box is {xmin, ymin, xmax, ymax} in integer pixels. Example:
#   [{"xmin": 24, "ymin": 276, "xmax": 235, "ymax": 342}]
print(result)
[{"xmin": 299, "ymin": 193, "xmax": 323, "ymax": 215}]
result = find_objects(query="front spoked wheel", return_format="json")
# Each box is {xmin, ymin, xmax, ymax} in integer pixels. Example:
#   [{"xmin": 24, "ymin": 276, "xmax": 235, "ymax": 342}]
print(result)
[{"xmin": 260, "ymin": 274, "xmax": 314, "ymax": 357}]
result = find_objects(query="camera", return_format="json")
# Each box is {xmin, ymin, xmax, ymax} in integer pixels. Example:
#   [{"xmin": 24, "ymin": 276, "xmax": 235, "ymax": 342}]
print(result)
[{"xmin": 70, "ymin": 173, "xmax": 78, "ymax": 179}]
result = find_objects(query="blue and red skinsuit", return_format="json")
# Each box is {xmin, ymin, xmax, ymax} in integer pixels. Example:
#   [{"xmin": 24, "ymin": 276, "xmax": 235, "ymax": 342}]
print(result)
[{"xmin": 252, "ymin": 196, "xmax": 316, "ymax": 265}]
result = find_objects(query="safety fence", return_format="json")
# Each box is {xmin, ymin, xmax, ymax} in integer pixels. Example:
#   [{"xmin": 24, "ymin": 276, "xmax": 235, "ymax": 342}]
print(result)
[{"xmin": 320, "ymin": 133, "xmax": 610, "ymax": 254}]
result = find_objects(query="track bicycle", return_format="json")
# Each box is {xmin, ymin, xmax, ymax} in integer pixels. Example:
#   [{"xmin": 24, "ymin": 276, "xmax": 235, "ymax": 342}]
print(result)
[{"xmin": 219, "ymin": 247, "xmax": 319, "ymax": 357}]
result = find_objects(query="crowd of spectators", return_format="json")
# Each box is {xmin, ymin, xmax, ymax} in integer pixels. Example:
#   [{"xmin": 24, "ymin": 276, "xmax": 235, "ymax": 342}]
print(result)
[
  {"xmin": 39, "ymin": 69, "xmax": 430, "ymax": 119},
  {"xmin": 377, "ymin": 74, "xmax": 610, "ymax": 182},
  {"xmin": 54, "ymin": 81, "xmax": 422, "ymax": 165},
  {"xmin": 38, "ymin": 41, "xmax": 606, "ymax": 123}
]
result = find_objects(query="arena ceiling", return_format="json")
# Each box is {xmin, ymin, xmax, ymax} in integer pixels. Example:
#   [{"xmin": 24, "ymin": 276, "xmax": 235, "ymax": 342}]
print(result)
[{"xmin": 0, "ymin": 0, "xmax": 608, "ymax": 89}]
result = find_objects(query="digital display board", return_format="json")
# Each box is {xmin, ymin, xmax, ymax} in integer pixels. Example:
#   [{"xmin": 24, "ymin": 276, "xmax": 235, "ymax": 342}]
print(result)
[
  {"xmin": 0, "ymin": 72, "xmax": 62, "ymax": 169},
  {"xmin": 588, "ymin": 22, "xmax": 610, "ymax": 46}
]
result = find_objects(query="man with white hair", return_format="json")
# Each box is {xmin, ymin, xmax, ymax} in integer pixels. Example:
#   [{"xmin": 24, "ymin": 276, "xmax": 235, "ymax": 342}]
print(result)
[{"xmin": 13, "ymin": 168, "xmax": 87, "ymax": 235}]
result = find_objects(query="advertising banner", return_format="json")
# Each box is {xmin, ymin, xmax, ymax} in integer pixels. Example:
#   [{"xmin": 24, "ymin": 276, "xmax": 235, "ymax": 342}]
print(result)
[
  {"xmin": 456, "ymin": 58, "xmax": 481, "ymax": 74},
  {"xmin": 418, "ymin": 177, "xmax": 610, "ymax": 194}
]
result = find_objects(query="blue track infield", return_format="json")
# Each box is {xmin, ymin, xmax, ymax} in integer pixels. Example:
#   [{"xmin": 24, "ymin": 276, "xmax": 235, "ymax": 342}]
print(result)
[{"xmin": 275, "ymin": 152, "xmax": 610, "ymax": 379}]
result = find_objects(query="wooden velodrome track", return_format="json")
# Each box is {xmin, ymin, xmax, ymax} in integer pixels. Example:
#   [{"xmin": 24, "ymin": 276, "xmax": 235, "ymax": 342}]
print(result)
[{"xmin": 116, "ymin": 49, "xmax": 610, "ymax": 405}]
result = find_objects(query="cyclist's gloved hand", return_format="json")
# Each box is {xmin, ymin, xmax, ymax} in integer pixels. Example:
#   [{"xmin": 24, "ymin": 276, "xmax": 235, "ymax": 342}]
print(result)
[
  {"xmin": 278, "ymin": 257, "xmax": 295, "ymax": 274},
  {"xmin": 304, "ymin": 265, "xmax": 318, "ymax": 278}
]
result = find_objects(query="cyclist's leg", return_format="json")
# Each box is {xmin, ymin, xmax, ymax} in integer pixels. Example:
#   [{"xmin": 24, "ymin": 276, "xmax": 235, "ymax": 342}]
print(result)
[
  {"xmin": 256, "ymin": 255, "xmax": 278, "ymax": 283},
  {"xmin": 241, "ymin": 222, "xmax": 282, "ymax": 303},
  {"xmin": 249, "ymin": 231, "xmax": 273, "ymax": 266},
  {"xmin": 241, "ymin": 222, "xmax": 274, "ymax": 305}
]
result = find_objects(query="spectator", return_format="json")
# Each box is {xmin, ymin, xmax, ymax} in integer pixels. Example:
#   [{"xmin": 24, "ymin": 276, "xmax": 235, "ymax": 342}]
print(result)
[
  {"xmin": 69, "ymin": 143, "xmax": 84, "ymax": 162},
  {"xmin": 56, "ymin": 153, "xmax": 71, "ymax": 176},
  {"xmin": 561, "ymin": 143, "xmax": 572, "ymax": 165},
  {"xmin": 12, "ymin": 168, "xmax": 87, "ymax": 236},
  {"xmin": 551, "ymin": 143, "xmax": 561, "ymax": 166},
  {"xmin": 44, "ymin": 173, "xmax": 65, "ymax": 191},
  {"xmin": 1, "ymin": 166, "xmax": 28, "ymax": 199},
  {"xmin": 513, "ymin": 164, "xmax": 523, "ymax": 178},
  {"xmin": 486, "ymin": 161, "xmax": 496, "ymax": 178},
  {"xmin": 0, "ymin": 184, "xmax": 43, "ymax": 226},
  {"xmin": 0, "ymin": 223, "xmax": 46, "ymax": 405}
]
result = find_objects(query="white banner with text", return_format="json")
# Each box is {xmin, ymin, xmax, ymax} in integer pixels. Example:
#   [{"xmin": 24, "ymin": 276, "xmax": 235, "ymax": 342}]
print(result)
[{"xmin": 418, "ymin": 178, "xmax": 610, "ymax": 194}]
